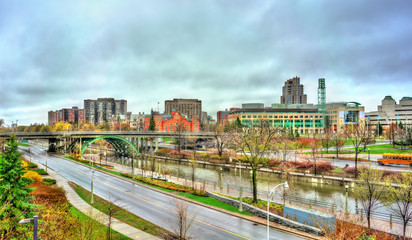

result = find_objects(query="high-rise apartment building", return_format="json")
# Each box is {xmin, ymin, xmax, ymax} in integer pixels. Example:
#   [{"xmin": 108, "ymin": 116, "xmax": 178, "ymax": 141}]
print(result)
[
  {"xmin": 164, "ymin": 98, "xmax": 202, "ymax": 120},
  {"xmin": 280, "ymin": 76, "xmax": 307, "ymax": 105},
  {"xmin": 48, "ymin": 107, "xmax": 84, "ymax": 125},
  {"xmin": 84, "ymin": 98, "xmax": 127, "ymax": 125}
]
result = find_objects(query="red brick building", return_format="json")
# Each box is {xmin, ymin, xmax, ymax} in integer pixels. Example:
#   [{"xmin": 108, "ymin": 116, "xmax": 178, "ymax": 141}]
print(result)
[
  {"xmin": 144, "ymin": 111, "xmax": 200, "ymax": 132},
  {"xmin": 48, "ymin": 107, "xmax": 85, "ymax": 125}
]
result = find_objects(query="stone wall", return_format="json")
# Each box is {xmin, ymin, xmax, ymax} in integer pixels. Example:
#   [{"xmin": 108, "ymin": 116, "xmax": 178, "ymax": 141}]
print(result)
[{"xmin": 207, "ymin": 192, "xmax": 324, "ymax": 236}]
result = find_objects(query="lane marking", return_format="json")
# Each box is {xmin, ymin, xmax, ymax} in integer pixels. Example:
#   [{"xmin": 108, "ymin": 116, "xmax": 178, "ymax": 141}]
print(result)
[{"xmin": 30, "ymin": 151, "xmax": 252, "ymax": 240}]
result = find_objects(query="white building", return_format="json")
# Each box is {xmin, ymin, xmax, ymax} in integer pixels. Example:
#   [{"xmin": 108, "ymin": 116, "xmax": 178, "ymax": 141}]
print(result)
[{"xmin": 366, "ymin": 96, "xmax": 412, "ymax": 127}]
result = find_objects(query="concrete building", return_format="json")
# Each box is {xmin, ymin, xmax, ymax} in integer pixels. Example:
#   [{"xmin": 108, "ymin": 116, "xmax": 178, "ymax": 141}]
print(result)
[
  {"xmin": 130, "ymin": 112, "xmax": 146, "ymax": 131},
  {"xmin": 280, "ymin": 76, "xmax": 307, "ymax": 105},
  {"xmin": 164, "ymin": 98, "xmax": 202, "ymax": 120},
  {"xmin": 366, "ymin": 96, "xmax": 412, "ymax": 128},
  {"xmin": 326, "ymin": 102, "xmax": 365, "ymax": 133},
  {"xmin": 228, "ymin": 104, "xmax": 324, "ymax": 134},
  {"xmin": 217, "ymin": 109, "xmax": 231, "ymax": 124},
  {"xmin": 84, "ymin": 98, "xmax": 127, "ymax": 125},
  {"xmin": 48, "ymin": 107, "xmax": 84, "ymax": 125}
]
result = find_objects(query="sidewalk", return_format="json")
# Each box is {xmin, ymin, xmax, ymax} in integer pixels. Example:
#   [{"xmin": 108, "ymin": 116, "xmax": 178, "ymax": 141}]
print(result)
[
  {"xmin": 30, "ymin": 156, "xmax": 160, "ymax": 240},
  {"xmin": 110, "ymin": 159, "xmax": 412, "ymax": 239}
]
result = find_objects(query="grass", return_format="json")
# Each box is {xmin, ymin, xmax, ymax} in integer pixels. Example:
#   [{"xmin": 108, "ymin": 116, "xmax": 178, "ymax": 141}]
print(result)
[
  {"xmin": 175, "ymin": 191, "xmax": 253, "ymax": 216},
  {"xmin": 69, "ymin": 205, "xmax": 131, "ymax": 240},
  {"xmin": 70, "ymin": 182, "xmax": 170, "ymax": 237},
  {"xmin": 17, "ymin": 142, "xmax": 30, "ymax": 147},
  {"xmin": 333, "ymin": 168, "xmax": 343, "ymax": 172}
]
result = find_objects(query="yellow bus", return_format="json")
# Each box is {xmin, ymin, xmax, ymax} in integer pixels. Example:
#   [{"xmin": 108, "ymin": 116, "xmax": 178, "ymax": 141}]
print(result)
[{"xmin": 377, "ymin": 153, "xmax": 412, "ymax": 167}]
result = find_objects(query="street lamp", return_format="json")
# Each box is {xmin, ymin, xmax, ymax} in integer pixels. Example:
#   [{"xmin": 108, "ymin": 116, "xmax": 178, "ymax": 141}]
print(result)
[
  {"xmin": 345, "ymin": 185, "xmax": 349, "ymax": 215},
  {"xmin": 267, "ymin": 181, "xmax": 289, "ymax": 240},
  {"xmin": 237, "ymin": 158, "xmax": 243, "ymax": 212},
  {"xmin": 19, "ymin": 216, "xmax": 38, "ymax": 240},
  {"xmin": 368, "ymin": 148, "xmax": 370, "ymax": 161},
  {"xmin": 90, "ymin": 158, "xmax": 95, "ymax": 204}
]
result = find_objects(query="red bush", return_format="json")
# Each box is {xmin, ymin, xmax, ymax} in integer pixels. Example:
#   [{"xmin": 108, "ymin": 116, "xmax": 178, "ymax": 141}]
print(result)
[
  {"xmin": 344, "ymin": 166, "xmax": 358, "ymax": 174},
  {"xmin": 294, "ymin": 161, "xmax": 313, "ymax": 169},
  {"xmin": 316, "ymin": 161, "xmax": 334, "ymax": 171}
]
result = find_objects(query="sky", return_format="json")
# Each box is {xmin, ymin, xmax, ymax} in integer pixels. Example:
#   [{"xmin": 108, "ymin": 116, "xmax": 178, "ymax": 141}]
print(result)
[{"xmin": 1, "ymin": 0, "xmax": 412, "ymax": 125}]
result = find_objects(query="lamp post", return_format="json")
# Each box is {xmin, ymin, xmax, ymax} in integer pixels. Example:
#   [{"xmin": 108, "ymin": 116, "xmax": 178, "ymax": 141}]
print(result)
[
  {"xmin": 368, "ymin": 148, "xmax": 370, "ymax": 161},
  {"xmin": 19, "ymin": 216, "xmax": 38, "ymax": 240},
  {"xmin": 237, "ymin": 158, "xmax": 243, "ymax": 212},
  {"xmin": 345, "ymin": 185, "xmax": 349, "ymax": 215},
  {"xmin": 267, "ymin": 181, "xmax": 289, "ymax": 240},
  {"xmin": 91, "ymin": 158, "xmax": 94, "ymax": 204}
]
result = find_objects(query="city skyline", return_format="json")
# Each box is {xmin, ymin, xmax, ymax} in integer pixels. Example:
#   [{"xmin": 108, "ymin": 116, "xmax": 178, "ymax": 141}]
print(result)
[{"xmin": 1, "ymin": 0, "xmax": 412, "ymax": 125}]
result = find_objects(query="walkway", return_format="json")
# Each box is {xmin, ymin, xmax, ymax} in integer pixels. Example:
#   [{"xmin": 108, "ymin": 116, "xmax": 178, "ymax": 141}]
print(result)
[{"xmin": 29, "ymin": 156, "xmax": 160, "ymax": 240}]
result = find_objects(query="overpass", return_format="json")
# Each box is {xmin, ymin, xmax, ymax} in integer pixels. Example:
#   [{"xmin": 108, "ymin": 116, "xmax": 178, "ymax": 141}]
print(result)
[{"xmin": 0, "ymin": 131, "xmax": 214, "ymax": 156}]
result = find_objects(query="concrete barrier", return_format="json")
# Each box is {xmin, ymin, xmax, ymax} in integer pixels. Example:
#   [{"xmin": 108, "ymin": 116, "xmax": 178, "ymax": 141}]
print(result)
[
  {"xmin": 207, "ymin": 192, "xmax": 324, "ymax": 236},
  {"xmin": 283, "ymin": 205, "xmax": 335, "ymax": 231}
]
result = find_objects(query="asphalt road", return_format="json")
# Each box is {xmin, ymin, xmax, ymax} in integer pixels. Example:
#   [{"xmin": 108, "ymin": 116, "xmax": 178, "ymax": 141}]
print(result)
[{"xmin": 23, "ymin": 146, "xmax": 306, "ymax": 240}]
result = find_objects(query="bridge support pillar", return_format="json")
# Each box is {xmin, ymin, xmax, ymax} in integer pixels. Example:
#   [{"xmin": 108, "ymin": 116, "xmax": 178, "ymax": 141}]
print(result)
[{"xmin": 155, "ymin": 137, "xmax": 158, "ymax": 152}]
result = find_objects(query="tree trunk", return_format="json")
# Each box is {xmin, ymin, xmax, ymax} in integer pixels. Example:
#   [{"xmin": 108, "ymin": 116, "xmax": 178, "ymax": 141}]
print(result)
[
  {"xmin": 252, "ymin": 168, "xmax": 258, "ymax": 203},
  {"xmin": 355, "ymin": 151, "xmax": 358, "ymax": 179},
  {"xmin": 403, "ymin": 222, "xmax": 407, "ymax": 240}
]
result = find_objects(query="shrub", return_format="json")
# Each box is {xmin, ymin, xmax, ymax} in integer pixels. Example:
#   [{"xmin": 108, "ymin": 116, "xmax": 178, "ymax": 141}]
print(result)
[
  {"xmin": 33, "ymin": 168, "xmax": 48, "ymax": 175},
  {"xmin": 27, "ymin": 162, "xmax": 38, "ymax": 168},
  {"xmin": 344, "ymin": 166, "xmax": 358, "ymax": 174},
  {"xmin": 121, "ymin": 173, "xmax": 207, "ymax": 196},
  {"xmin": 382, "ymin": 170, "xmax": 402, "ymax": 180},
  {"xmin": 316, "ymin": 161, "xmax": 334, "ymax": 171},
  {"xmin": 156, "ymin": 148, "xmax": 170, "ymax": 154},
  {"xmin": 23, "ymin": 170, "xmax": 43, "ymax": 182},
  {"xmin": 294, "ymin": 161, "xmax": 313, "ymax": 169},
  {"xmin": 42, "ymin": 178, "xmax": 57, "ymax": 186}
]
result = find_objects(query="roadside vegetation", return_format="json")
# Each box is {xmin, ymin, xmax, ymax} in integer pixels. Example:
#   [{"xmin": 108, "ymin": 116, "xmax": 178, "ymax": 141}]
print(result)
[
  {"xmin": 70, "ymin": 182, "xmax": 171, "ymax": 239},
  {"xmin": 0, "ymin": 135, "xmax": 129, "ymax": 240}
]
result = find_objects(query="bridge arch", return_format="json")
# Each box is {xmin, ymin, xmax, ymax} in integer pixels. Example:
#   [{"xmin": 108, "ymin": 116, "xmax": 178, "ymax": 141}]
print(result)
[{"xmin": 80, "ymin": 135, "xmax": 139, "ymax": 156}]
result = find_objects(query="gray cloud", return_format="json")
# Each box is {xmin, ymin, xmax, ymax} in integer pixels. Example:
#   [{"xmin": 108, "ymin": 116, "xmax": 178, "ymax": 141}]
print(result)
[{"xmin": 0, "ymin": 0, "xmax": 412, "ymax": 125}]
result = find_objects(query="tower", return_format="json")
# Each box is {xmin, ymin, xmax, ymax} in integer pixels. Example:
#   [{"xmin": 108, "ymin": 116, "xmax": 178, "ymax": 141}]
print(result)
[{"xmin": 318, "ymin": 78, "xmax": 327, "ymax": 129}]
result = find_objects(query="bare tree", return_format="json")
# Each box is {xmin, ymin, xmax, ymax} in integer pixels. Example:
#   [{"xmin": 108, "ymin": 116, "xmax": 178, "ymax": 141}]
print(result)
[
  {"xmin": 104, "ymin": 194, "xmax": 122, "ymax": 240},
  {"xmin": 276, "ymin": 129, "xmax": 292, "ymax": 172},
  {"xmin": 320, "ymin": 130, "xmax": 332, "ymax": 154},
  {"xmin": 231, "ymin": 120, "xmax": 279, "ymax": 203},
  {"xmin": 345, "ymin": 123, "xmax": 368, "ymax": 178},
  {"xmin": 307, "ymin": 137, "xmax": 320, "ymax": 176},
  {"xmin": 331, "ymin": 133, "xmax": 346, "ymax": 159},
  {"xmin": 213, "ymin": 124, "xmax": 231, "ymax": 157},
  {"xmin": 353, "ymin": 166, "xmax": 385, "ymax": 229},
  {"xmin": 169, "ymin": 199, "xmax": 195, "ymax": 240},
  {"xmin": 383, "ymin": 172, "xmax": 412, "ymax": 240}
]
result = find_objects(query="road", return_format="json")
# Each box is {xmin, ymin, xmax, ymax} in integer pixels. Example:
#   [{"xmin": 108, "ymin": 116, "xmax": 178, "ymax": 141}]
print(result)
[{"xmin": 23, "ymin": 146, "xmax": 306, "ymax": 240}]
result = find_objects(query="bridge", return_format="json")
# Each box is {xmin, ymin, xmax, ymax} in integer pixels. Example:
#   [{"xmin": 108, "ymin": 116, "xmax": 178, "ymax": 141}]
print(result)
[{"xmin": 0, "ymin": 131, "xmax": 214, "ymax": 156}]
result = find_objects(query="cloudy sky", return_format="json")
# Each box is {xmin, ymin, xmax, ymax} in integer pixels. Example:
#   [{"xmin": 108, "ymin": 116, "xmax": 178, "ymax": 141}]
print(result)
[{"xmin": 1, "ymin": 0, "xmax": 412, "ymax": 125}]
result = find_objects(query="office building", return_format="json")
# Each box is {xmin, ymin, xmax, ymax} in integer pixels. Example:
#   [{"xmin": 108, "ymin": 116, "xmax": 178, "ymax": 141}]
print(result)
[
  {"xmin": 164, "ymin": 98, "xmax": 202, "ymax": 120},
  {"xmin": 280, "ymin": 76, "xmax": 307, "ymax": 105},
  {"xmin": 84, "ymin": 98, "xmax": 127, "ymax": 125},
  {"xmin": 366, "ymin": 96, "xmax": 412, "ymax": 128}
]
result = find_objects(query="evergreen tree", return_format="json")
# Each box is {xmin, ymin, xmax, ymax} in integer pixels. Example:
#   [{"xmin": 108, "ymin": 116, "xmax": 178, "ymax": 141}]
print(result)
[
  {"xmin": 0, "ymin": 135, "xmax": 36, "ymax": 223},
  {"xmin": 399, "ymin": 121, "xmax": 404, "ymax": 129},
  {"xmin": 148, "ymin": 114, "xmax": 156, "ymax": 131},
  {"xmin": 376, "ymin": 122, "xmax": 383, "ymax": 136},
  {"xmin": 235, "ymin": 116, "xmax": 242, "ymax": 129}
]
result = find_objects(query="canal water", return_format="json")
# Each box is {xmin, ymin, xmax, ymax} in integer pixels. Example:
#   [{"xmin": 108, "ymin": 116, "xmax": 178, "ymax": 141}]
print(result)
[{"xmin": 109, "ymin": 155, "xmax": 366, "ymax": 215}]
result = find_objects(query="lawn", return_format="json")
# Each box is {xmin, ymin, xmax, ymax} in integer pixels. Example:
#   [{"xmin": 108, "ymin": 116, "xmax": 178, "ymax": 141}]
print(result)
[
  {"xmin": 69, "ymin": 205, "xmax": 130, "ymax": 240},
  {"xmin": 70, "ymin": 182, "xmax": 171, "ymax": 238}
]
